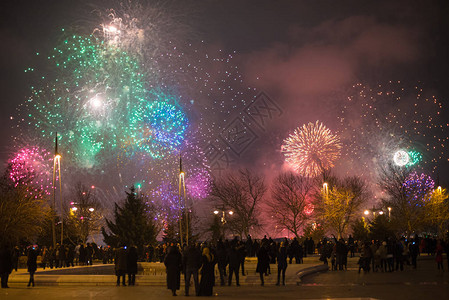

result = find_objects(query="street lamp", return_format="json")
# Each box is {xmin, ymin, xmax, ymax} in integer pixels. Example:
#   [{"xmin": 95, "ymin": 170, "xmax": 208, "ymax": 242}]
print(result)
[
  {"xmin": 71, "ymin": 201, "xmax": 95, "ymax": 243},
  {"xmin": 214, "ymin": 209, "xmax": 233, "ymax": 224},
  {"xmin": 214, "ymin": 209, "xmax": 233, "ymax": 237},
  {"xmin": 387, "ymin": 207, "xmax": 392, "ymax": 219},
  {"xmin": 322, "ymin": 182, "xmax": 329, "ymax": 199},
  {"xmin": 52, "ymin": 132, "xmax": 63, "ymax": 248},
  {"xmin": 364, "ymin": 210, "xmax": 370, "ymax": 216},
  {"xmin": 178, "ymin": 154, "xmax": 188, "ymax": 245}
]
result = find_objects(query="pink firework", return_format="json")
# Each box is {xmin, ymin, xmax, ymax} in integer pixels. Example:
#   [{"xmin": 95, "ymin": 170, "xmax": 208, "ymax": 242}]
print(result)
[
  {"xmin": 8, "ymin": 147, "xmax": 54, "ymax": 197},
  {"xmin": 186, "ymin": 168, "xmax": 211, "ymax": 199}
]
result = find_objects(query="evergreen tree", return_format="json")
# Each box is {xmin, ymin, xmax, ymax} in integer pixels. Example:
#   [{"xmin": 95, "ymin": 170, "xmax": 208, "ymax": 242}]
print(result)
[
  {"xmin": 102, "ymin": 187, "xmax": 157, "ymax": 254},
  {"xmin": 351, "ymin": 218, "xmax": 369, "ymax": 241},
  {"xmin": 162, "ymin": 219, "xmax": 178, "ymax": 244},
  {"xmin": 369, "ymin": 214, "xmax": 394, "ymax": 241}
]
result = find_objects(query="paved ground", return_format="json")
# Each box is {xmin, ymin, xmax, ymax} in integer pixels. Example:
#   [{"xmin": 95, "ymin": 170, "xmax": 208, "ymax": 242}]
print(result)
[
  {"xmin": 299, "ymin": 255, "xmax": 449, "ymax": 300},
  {"xmin": 2, "ymin": 255, "xmax": 448, "ymax": 299}
]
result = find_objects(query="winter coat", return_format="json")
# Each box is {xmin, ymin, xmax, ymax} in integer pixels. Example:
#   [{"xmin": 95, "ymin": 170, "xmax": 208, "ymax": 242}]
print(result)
[
  {"xmin": 435, "ymin": 244, "xmax": 444, "ymax": 263},
  {"xmin": 256, "ymin": 246, "xmax": 270, "ymax": 274},
  {"xmin": 0, "ymin": 246, "xmax": 13, "ymax": 274},
  {"xmin": 79, "ymin": 245, "xmax": 86, "ymax": 262},
  {"xmin": 27, "ymin": 248, "xmax": 38, "ymax": 273},
  {"xmin": 115, "ymin": 247, "xmax": 128, "ymax": 275},
  {"xmin": 409, "ymin": 242, "xmax": 419, "ymax": 257},
  {"xmin": 216, "ymin": 244, "xmax": 228, "ymax": 269},
  {"xmin": 127, "ymin": 246, "xmax": 138, "ymax": 274},
  {"xmin": 237, "ymin": 243, "xmax": 247, "ymax": 262},
  {"xmin": 57, "ymin": 245, "xmax": 66, "ymax": 260},
  {"xmin": 378, "ymin": 244, "xmax": 388, "ymax": 259},
  {"xmin": 228, "ymin": 246, "xmax": 240, "ymax": 269},
  {"xmin": 198, "ymin": 253, "xmax": 215, "ymax": 296},
  {"xmin": 164, "ymin": 247, "xmax": 182, "ymax": 291},
  {"xmin": 277, "ymin": 246, "xmax": 288, "ymax": 270},
  {"xmin": 183, "ymin": 246, "xmax": 202, "ymax": 271}
]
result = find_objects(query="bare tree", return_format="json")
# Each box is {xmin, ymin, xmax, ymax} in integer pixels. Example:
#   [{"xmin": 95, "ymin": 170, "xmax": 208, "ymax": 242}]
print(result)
[
  {"xmin": 66, "ymin": 182, "xmax": 104, "ymax": 244},
  {"xmin": 378, "ymin": 163, "xmax": 424, "ymax": 234},
  {"xmin": 314, "ymin": 175, "xmax": 370, "ymax": 238},
  {"xmin": 210, "ymin": 169, "xmax": 266, "ymax": 238},
  {"xmin": 268, "ymin": 172, "xmax": 314, "ymax": 239}
]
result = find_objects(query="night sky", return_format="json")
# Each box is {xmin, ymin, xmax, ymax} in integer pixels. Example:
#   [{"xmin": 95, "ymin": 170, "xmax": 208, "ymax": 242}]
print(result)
[{"xmin": 1, "ymin": 0, "xmax": 448, "ymax": 196}]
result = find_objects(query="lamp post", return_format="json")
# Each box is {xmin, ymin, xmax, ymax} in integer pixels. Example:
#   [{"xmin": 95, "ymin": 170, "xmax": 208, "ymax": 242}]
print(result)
[
  {"xmin": 52, "ymin": 132, "xmax": 63, "ymax": 248},
  {"xmin": 214, "ymin": 209, "xmax": 233, "ymax": 238},
  {"xmin": 70, "ymin": 202, "xmax": 95, "ymax": 244},
  {"xmin": 322, "ymin": 182, "xmax": 329, "ymax": 199},
  {"xmin": 178, "ymin": 154, "xmax": 188, "ymax": 245},
  {"xmin": 387, "ymin": 207, "xmax": 392, "ymax": 220}
]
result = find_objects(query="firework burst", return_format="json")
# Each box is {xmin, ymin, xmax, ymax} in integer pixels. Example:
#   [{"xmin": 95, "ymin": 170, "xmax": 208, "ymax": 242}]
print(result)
[
  {"xmin": 338, "ymin": 81, "xmax": 448, "ymax": 177},
  {"xmin": 17, "ymin": 33, "xmax": 148, "ymax": 168},
  {"xmin": 8, "ymin": 146, "xmax": 54, "ymax": 197},
  {"xmin": 403, "ymin": 171, "xmax": 435, "ymax": 203},
  {"xmin": 11, "ymin": 2, "xmax": 246, "ymax": 212},
  {"xmin": 282, "ymin": 121, "xmax": 342, "ymax": 177}
]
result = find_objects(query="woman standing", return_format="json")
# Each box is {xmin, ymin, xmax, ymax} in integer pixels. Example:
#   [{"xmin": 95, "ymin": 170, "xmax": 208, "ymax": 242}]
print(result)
[
  {"xmin": 276, "ymin": 242, "xmax": 288, "ymax": 286},
  {"xmin": 27, "ymin": 246, "xmax": 38, "ymax": 287},
  {"xmin": 256, "ymin": 243, "xmax": 270, "ymax": 286},
  {"xmin": 198, "ymin": 247, "xmax": 215, "ymax": 296},
  {"xmin": 164, "ymin": 246, "xmax": 182, "ymax": 296}
]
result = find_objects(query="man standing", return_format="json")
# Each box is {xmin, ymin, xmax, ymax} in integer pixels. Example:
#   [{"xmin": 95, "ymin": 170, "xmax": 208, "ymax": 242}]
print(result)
[
  {"xmin": 183, "ymin": 244, "xmax": 202, "ymax": 296},
  {"xmin": 0, "ymin": 245, "xmax": 13, "ymax": 288},
  {"xmin": 237, "ymin": 241, "xmax": 247, "ymax": 276},
  {"xmin": 216, "ymin": 240, "xmax": 228, "ymax": 286},
  {"xmin": 409, "ymin": 239, "xmax": 419, "ymax": 269},
  {"xmin": 115, "ymin": 246, "xmax": 128, "ymax": 286},
  {"xmin": 228, "ymin": 241, "xmax": 241, "ymax": 286}
]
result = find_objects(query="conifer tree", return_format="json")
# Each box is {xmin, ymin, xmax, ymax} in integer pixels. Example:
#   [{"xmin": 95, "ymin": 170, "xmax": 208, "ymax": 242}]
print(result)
[{"xmin": 102, "ymin": 187, "xmax": 157, "ymax": 253}]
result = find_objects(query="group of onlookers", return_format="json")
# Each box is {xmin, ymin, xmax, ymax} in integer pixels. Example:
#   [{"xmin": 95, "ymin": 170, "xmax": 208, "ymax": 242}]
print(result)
[
  {"xmin": 0, "ymin": 242, "xmax": 111, "ymax": 288},
  {"xmin": 163, "ymin": 243, "xmax": 215, "ymax": 296},
  {"xmin": 1, "ymin": 235, "xmax": 448, "ymax": 291},
  {"xmin": 113, "ymin": 245, "xmax": 138, "ymax": 286},
  {"xmin": 150, "ymin": 235, "xmax": 315, "ymax": 264},
  {"xmin": 314, "ymin": 235, "xmax": 449, "ymax": 273},
  {"xmin": 6, "ymin": 243, "xmax": 105, "ymax": 270},
  {"xmin": 158, "ymin": 236, "xmax": 314, "ymax": 296}
]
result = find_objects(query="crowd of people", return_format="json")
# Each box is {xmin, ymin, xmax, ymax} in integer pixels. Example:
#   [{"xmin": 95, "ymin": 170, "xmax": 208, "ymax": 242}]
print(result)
[
  {"xmin": 0, "ymin": 242, "xmax": 114, "ymax": 288},
  {"xmin": 0, "ymin": 235, "xmax": 448, "ymax": 293},
  {"xmin": 314, "ymin": 235, "xmax": 449, "ymax": 273},
  {"xmin": 159, "ymin": 236, "xmax": 311, "ymax": 296}
]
